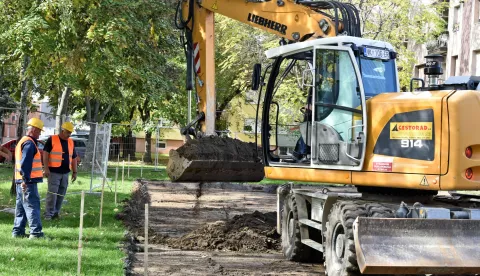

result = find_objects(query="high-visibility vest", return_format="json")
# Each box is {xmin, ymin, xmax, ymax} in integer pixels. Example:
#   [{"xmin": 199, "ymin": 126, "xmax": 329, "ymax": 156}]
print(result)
[
  {"xmin": 15, "ymin": 136, "xmax": 43, "ymax": 180},
  {"xmin": 48, "ymin": 135, "xmax": 74, "ymax": 169}
]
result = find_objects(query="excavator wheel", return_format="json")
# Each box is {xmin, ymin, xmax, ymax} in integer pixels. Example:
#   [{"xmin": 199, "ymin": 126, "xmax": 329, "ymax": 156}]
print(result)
[
  {"xmin": 167, "ymin": 136, "xmax": 264, "ymax": 182},
  {"xmin": 281, "ymin": 194, "xmax": 321, "ymax": 262},
  {"xmin": 325, "ymin": 201, "xmax": 367, "ymax": 276},
  {"xmin": 364, "ymin": 202, "xmax": 395, "ymax": 218}
]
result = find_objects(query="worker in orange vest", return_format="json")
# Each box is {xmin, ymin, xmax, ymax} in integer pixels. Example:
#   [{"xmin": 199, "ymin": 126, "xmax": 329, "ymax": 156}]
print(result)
[
  {"xmin": 12, "ymin": 118, "xmax": 45, "ymax": 239},
  {"xmin": 42, "ymin": 121, "xmax": 78, "ymax": 220}
]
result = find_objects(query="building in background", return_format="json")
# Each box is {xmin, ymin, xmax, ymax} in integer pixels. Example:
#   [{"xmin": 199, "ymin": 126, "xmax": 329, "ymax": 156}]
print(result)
[
  {"xmin": 412, "ymin": 0, "xmax": 480, "ymax": 83},
  {"xmin": 0, "ymin": 98, "xmax": 57, "ymax": 143}
]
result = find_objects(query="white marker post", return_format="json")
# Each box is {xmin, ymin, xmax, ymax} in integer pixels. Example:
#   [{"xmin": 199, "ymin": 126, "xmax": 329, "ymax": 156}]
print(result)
[
  {"xmin": 115, "ymin": 166, "xmax": 118, "ymax": 206},
  {"xmin": 128, "ymin": 154, "xmax": 130, "ymax": 178},
  {"xmin": 77, "ymin": 191, "xmax": 85, "ymax": 275},
  {"xmin": 141, "ymin": 154, "xmax": 144, "ymax": 178},
  {"xmin": 99, "ymin": 176, "xmax": 105, "ymax": 228},
  {"xmin": 122, "ymin": 160, "xmax": 125, "ymax": 187},
  {"xmin": 144, "ymin": 203, "xmax": 149, "ymax": 276}
]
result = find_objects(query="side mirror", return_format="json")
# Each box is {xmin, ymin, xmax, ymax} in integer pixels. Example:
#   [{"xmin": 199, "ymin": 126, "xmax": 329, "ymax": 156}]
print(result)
[{"xmin": 251, "ymin": 63, "xmax": 261, "ymax": 91}]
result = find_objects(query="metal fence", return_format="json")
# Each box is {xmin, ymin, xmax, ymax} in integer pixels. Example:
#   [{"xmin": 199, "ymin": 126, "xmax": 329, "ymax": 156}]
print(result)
[{"xmin": 1, "ymin": 105, "xmax": 273, "ymax": 189}]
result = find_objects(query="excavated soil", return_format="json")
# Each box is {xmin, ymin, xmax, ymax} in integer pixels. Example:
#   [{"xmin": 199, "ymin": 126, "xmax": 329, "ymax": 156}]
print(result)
[
  {"xmin": 165, "ymin": 211, "xmax": 280, "ymax": 252},
  {"xmin": 176, "ymin": 136, "xmax": 260, "ymax": 162},
  {"xmin": 119, "ymin": 180, "xmax": 324, "ymax": 275},
  {"xmin": 167, "ymin": 136, "xmax": 265, "ymax": 182}
]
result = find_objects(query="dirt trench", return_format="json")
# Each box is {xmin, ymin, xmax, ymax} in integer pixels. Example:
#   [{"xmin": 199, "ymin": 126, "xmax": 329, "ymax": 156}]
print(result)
[{"xmin": 119, "ymin": 180, "xmax": 324, "ymax": 275}]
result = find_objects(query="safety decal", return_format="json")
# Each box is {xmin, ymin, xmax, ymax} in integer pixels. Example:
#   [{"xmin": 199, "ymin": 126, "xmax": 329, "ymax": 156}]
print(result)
[
  {"xmin": 390, "ymin": 122, "xmax": 432, "ymax": 140},
  {"xmin": 372, "ymin": 156, "xmax": 393, "ymax": 172},
  {"xmin": 373, "ymin": 109, "xmax": 435, "ymax": 161},
  {"xmin": 211, "ymin": 0, "xmax": 218, "ymax": 10},
  {"xmin": 420, "ymin": 176, "xmax": 429, "ymax": 186},
  {"xmin": 194, "ymin": 42, "xmax": 201, "ymax": 74}
]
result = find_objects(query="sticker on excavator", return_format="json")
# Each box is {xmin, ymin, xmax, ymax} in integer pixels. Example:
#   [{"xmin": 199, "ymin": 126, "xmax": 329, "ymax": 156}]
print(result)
[
  {"xmin": 372, "ymin": 156, "xmax": 393, "ymax": 172},
  {"xmin": 420, "ymin": 176, "xmax": 429, "ymax": 186},
  {"xmin": 390, "ymin": 122, "xmax": 432, "ymax": 140}
]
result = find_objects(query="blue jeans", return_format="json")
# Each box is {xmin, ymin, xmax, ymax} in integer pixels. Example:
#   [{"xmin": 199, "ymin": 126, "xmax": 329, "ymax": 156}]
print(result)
[{"xmin": 12, "ymin": 183, "xmax": 44, "ymax": 237}]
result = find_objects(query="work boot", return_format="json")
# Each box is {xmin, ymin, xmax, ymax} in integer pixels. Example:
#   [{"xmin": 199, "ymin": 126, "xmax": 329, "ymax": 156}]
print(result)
[
  {"xmin": 52, "ymin": 213, "xmax": 60, "ymax": 220},
  {"xmin": 29, "ymin": 234, "xmax": 45, "ymax": 240},
  {"xmin": 12, "ymin": 234, "xmax": 28, "ymax": 239}
]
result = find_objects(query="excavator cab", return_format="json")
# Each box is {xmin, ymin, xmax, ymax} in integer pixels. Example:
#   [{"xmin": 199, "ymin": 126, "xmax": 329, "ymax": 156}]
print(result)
[{"xmin": 261, "ymin": 37, "xmax": 398, "ymax": 173}]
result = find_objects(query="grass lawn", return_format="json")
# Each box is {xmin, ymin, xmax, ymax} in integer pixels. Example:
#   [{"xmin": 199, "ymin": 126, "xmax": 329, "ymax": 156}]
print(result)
[
  {"xmin": 0, "ymin": 155, "xmax": 292, "ymax": 276},
  {"xmin": 0, "ymin": 162, "xmax": 169, "ymax": 276}
]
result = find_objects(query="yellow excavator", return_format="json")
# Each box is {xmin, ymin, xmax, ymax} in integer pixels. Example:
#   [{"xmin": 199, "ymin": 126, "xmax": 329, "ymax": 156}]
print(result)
[{"xmin": 168, "ymin": 0, "xmax": 480, "ymax": 274}]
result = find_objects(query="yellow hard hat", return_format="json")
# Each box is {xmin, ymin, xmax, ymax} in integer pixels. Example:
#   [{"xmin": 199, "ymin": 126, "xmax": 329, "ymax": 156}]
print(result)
[
  {"xmin": 27, "ymin": 118, "xmax": 44, "ymax": 131},
  {"xmin": 61, "ymin": 121, "xmax": 75, "ymax": 132}
]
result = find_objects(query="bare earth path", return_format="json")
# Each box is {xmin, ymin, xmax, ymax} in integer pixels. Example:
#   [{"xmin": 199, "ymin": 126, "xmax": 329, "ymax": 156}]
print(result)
[{"xmin": 124, "ymin": 181, "xmax": 324, "ymax": 275}]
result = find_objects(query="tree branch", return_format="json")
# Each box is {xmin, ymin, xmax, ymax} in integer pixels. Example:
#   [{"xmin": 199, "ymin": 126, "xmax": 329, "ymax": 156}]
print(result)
[{"xmin": 98, "ymin": 103, "xmax": 113, "ymax": 122}]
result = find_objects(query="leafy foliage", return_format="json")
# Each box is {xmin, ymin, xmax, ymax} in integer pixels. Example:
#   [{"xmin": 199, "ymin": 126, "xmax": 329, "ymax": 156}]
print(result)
[{"xmin": 340, "ymin": 0, "xmax": 447, "ymax": 89}]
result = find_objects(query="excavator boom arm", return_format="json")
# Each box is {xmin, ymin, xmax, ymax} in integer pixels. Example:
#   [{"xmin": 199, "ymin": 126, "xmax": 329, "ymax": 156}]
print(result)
[{"xmin": 177, "ymin": 0, "xmax": 359, "ymax": 133}]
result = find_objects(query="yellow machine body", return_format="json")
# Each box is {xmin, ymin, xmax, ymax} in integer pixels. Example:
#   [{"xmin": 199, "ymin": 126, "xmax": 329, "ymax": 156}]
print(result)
[{"xmin": 265, "ymin": 89, "xmax": 480, "ymax": 191}]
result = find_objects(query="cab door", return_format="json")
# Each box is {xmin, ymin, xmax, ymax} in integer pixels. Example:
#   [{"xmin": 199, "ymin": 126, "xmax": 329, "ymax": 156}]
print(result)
[{"xmin": 310, "ymin": 46, "xmax": 367, "ymax": 171}]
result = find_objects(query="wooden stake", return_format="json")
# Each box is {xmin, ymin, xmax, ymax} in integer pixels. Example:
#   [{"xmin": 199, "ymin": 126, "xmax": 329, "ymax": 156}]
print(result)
[
  {"xmin": 99, "ymin": 176, "xmax": 105, "ymax": 228},
  {"xmin": 77, "ymin": 191, "xmax": 85, "ymax": 275},
  {"xmin": 144, "ymin": 203, "xmax": 149, "ymax": 276},
  {"xmin": 141, "ymin": 154, "xmax": 144, "ymax": 178},
  {"xmin": 122, "ymin": 160, "xmax": 125, "ymax": 187},
  {"xmin": 128, "ymin": 154, "xmax": 130, "ymax": 178},
  {"xmin": 115, "ymin": 166, "xmax": 118, "ymax": 206}
]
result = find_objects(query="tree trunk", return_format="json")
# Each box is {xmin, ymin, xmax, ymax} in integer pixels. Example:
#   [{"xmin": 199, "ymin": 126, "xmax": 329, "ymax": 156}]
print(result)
[
  {"xmin": 122, "ymin": 129, "xmax": 136, "ymax": 161},
  {"xmin": 55, "ymin": 86, "xmax": 71, "ymax": 134},
  {"xmin": 82, "ymin": 98, "xmax": 113, "ymax": 169},
  {"xmin": 17, "ymin": 56, "xmax": 30, "ymax": 139},
  {"xmin": 144, "ymin": 131, "xmax": 152, "ymax": 163},
  {"xmin": 121, "ymin": 106, "xmax": 137, "ymax": 160}
]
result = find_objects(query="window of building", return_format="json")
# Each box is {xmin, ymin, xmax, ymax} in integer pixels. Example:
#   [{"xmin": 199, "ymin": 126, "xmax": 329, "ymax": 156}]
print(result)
[
  {"xmin": 245, "ymin": 90, "xmax": 257, "ymax": 104},
  {"xmin": 476, "ymin": 0, "xmax": 480, "ymax": 22},
  {"xmin": 11, "ymin": 115, "xmax": 16, "ymax": 121},
  {"xmin": 472, "ymin": 51, "xmax": 480, "ymax": 76},
  {"xmin": 157, "ymin": 141, "xmax": 167, "ymax": 149},
  {"xmin": 453, "ymin": 5, "xmax": 460, "ymax": 32},
  {"xmin": 243, "ymin": 118, "xmax": 260, "ymax": 133},
  {"xmin": 415, "ymin": 65, "xmax": 425, "ymax": 80},
  {"xmin": 159, "ymin": 119, "xmax": 172, "ymax": 128},
  {"xmin": 451, "ymin": 56, "xmax": 459, "ymax": 77}
]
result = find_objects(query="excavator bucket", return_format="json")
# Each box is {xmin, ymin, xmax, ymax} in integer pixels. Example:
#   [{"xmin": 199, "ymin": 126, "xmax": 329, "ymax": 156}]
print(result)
[
  {"xmin": 354, "ymin": 217, "xmax": 480, "ymax": 275},
  {"xmin": 167, "ymin": 136, "xmax": 264, "ymax": 182}
]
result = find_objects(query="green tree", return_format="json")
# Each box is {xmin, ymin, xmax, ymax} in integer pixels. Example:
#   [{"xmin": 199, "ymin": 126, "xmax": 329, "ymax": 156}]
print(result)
[
  {"xmin": 0, "ymin": 0, "xmax": 184, "ymax": 165},
  {"xmin": 341, "ymin": 0, "xmax": 447, "ymax": 89}
]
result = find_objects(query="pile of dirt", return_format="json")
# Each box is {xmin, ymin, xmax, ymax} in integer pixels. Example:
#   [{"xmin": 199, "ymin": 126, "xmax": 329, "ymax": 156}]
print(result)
[{"xmin": 165, "ymin": 210, "xmax": 281, "ymax": 252}]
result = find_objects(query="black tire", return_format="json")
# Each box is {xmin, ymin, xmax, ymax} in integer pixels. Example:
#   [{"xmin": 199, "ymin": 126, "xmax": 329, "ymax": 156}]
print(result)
[
  {"xmin": 364, "ymin": 202, "xmax": 395, "ymax": 218},
  {"xmin": 325, "ymin": 201, "xmax": 367, "ymax": 276},
  {"xmin": 281, "ymin": 194, "xmax": 320, "ymax": 262}
]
